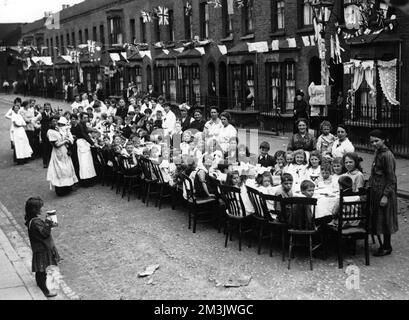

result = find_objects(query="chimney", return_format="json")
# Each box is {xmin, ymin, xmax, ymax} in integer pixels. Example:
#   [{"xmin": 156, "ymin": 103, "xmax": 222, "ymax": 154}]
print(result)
[
  {"xmin": 44, "ymin": 11, "xmax": 52, "ymax": 17},
  {"xmin": 62, "ymin": 4, "xmax": 70, "ymax": 10}
]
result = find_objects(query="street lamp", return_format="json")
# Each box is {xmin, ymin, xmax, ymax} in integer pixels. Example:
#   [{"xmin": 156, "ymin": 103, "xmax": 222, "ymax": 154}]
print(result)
[{"xmin": 311, "ymin": 0, "xmax": 334, "ymax": 87}]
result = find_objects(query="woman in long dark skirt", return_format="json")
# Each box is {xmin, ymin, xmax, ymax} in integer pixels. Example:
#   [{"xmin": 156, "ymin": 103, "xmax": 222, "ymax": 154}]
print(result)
[
  {"xmin": 25, "ymin": 197, "xmax": 60, "ymax": 297},
  {"xmin": 369, "ymin": 130, "xmax": 399, "ymax": 256}
]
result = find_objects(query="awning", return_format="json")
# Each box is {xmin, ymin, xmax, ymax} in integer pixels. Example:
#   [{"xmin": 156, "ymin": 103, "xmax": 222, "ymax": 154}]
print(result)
[
  {"xmin": 31, "ymin": 56, "xmax": 53, "ymax": 66},
  {"xmin": 227, "ymin": 42, "xmax": 254, "ymax": 56},
  {"xmin": 110, "ymin": 52, "xmax": 128, "ymax": 63},
  {"xmin": 155, "ymin": 49, "xmax": 179, "ymax": 60},
  {"xmin": 348, "ymin": 31, "xmax": 401, "ymax": 60},
  {"xmin": 346, "ymin": 30, "xmax": 402, "ymax": 46}
]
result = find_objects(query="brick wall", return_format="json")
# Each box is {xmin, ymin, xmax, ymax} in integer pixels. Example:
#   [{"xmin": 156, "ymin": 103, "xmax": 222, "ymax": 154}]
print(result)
[{"xmin": 20, "ymin": 0, "xmax": 408, "ymax": 111}]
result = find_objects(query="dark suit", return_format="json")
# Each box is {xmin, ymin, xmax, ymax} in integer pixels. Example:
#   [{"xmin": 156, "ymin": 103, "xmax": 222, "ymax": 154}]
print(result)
[
  {"xmin": 258, "ymin": 154, "xmax": 276, "ymax": 168},
  {"xmin": 181, "ymin": 116, "xmax": 193, "ymax": 132},
  {"xmin": 40, "ymin": 111, "xmax": 53, "ymax": 166}
]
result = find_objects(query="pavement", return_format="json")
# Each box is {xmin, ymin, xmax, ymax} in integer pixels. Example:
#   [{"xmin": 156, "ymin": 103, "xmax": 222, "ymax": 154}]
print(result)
[
  {"xmin": 1, "ymin": 93, "xmax": 408, "ymax": 197},
  {"xmin": 0, "ymin": 201, "xmax": 46, "ymax": 300}
]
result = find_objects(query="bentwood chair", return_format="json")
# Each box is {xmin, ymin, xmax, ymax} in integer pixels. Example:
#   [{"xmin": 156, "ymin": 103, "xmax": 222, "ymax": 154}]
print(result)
[
  {"xmin": 281, "ymin": 197, "xmax": 323, "ymax": 271},
  {"xmin": 118, "ymin": 156, "xmax": 142, "ymax": 202},
  {"xmin": 247, "ymin": 187, "xmax": 287, "ymax": 260},
  {"xmin": 151, "ymin": 162, "xmax": 176, "ymax": 211},
  {"xmin": 138, "ymin": 157, "xmax": 159, "ymax": 207},
  {"xmin": 219, "ymin": 185, "xmax": 253, "ymax": 251},
  {"xmin": 180, "ymin": 173, "xmax": 217, "ymax": 233},
  {"xmin": 325, "ymin": 187, "xmax": 371, "ymax": 269}
]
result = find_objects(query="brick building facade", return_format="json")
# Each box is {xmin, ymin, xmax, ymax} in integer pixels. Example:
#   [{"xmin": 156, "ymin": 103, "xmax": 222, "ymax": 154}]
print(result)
[{"xmin": 19, "ymin": 0, "xmax": 409, "ymax": 154}]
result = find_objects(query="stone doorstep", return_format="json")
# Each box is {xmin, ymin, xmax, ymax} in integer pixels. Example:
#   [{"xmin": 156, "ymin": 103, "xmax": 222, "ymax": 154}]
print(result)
[{"xmin": 0, "ymin": 202, "xmax": 79, "ymax": 300}]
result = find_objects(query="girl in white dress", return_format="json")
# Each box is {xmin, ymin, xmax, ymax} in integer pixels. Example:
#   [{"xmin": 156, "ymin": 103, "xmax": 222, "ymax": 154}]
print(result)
[{"xmin": 10, "ymin": 104, "xmax": 33, "ymax": 164}]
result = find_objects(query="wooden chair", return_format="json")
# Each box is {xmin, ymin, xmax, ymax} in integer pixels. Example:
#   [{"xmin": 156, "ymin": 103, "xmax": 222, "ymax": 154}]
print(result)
[
  {"xmin": 247, "ymin": 187, "xmax": 287, "ymax": 260},
  {"xmin": 219, "ymin": 185, "xmax": 253, "ymax": 251},
  {"xmin": 151, "ymin": 162, "xmax": 176, "ymax": 210},
  {"xmin": 112, "ymin": 154, "xmax": 124, "ymax": 194},
  {"xmin": 118, "ymin": 156, "xmax": 142, "ymax": 202},
  {"xmin": 281, "ymin": 197, "xmax": 322, "ymax": 271},
  {"xmin": 326, "ymin": 187, "xmax": 371, "ymax": 269},
  {"xmin": 180, "ymin": 173, "xmax": 217, "ymax": 233},
  {"xmin": 138, "ymin": 157, "xmax": 159, "ymax": 207}
]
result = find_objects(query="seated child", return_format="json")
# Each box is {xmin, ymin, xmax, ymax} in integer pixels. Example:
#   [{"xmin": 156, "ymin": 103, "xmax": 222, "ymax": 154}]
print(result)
[
  {"xmin": 258, "ymin": 141, "xmax": 276, "ymax": 168},
  {"xmin": 180, "ymin": 131, "xmax": 193, "ymax": 155},
  {"xmin": 286, "ymin": 149, "xmax": 308, "ymax": 187},
  {"xmin": 272, "ymin": 150, "xmax": 287, "ymax": 186},
  {"xmin": 283, "ymin": 151, "xmax": 294, "ymax": 174},
  {"xmin": 288, "ymin": 180, "xmax": 315, "ymax": 230},
  {"xmin": 331, "ymin": 157, "xmax": 344, "ymax": 192},
  {"xmin": 256, "ymin": 171, "xmax": 276, "ymax": 217},
  {"xmin": 329, "ymin": 176, "xmax": 362, "ymax": 228},
  {"xmin": 225, "ymin": 170, "xmax": 255, "ymax": 215},
  {"xmin": 273, "ymin": 173, "xmax": 294, "ymax": 218},
  {"xmin": 318, "ymin": 162, "xmax": 333, "ymax": 188},
  {"xmin": 153, "ymin": 110, "xmax": 163, "ymax": 130},
  {"xmin": 306, "ymin": 150, "xmax": 322, "ymax": 185},
  {"xmin": 317, "ymin": 120, "xmax": 336, "ymax": 159}
]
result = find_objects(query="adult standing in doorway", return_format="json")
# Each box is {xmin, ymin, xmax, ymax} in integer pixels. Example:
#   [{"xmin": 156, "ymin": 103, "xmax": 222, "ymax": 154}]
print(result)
[{"xmin": 293, "ymin": 89, "xmax": 310, "ymax": 133}]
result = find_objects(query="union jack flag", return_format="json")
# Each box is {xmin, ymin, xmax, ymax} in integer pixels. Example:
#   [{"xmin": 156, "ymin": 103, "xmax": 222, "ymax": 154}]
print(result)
[
  {"xmin": 141, "ymin": 10, "xmax": 152, "ymax": 23},
  {"xmin": 156, "ymin": 6, "xmax": 169, "ymax": 26},
  {"xmin": 185, "ymin": 2, "xmax": 192, "ymax": 16},
  {"xmin": 236, "ymin": 0, "xmax": 245, "ymax": 8},
  {"xmin": 207, "ymin": 0, "xmax": 222, "ymax": 8}
]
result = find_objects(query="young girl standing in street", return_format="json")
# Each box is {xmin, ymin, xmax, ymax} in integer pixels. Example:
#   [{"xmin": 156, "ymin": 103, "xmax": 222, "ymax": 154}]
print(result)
[
  {"xmin": 369, "ymin": 130, "xmax": 398, "ymax": 257},
  {"xmin": 25, "ymin": 197, "xmax": 60, "ymax": 297}
]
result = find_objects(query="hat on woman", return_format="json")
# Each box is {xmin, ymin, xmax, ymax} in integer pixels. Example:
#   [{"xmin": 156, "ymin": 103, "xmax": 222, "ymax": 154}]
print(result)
[
  {"xmin": 369, "ymin": 129, "xmax": 387, "ymax": 140},
  {"xmin": 296, "ymin": 89, "xmax": 304, "ymax": 97},
  {"xmin": 179, "ymin": 103, "xmax": 190, "ymax": 111},
  {"xmin": 57, "ymin": 117, "xmax": 68, "ymax": 126}
]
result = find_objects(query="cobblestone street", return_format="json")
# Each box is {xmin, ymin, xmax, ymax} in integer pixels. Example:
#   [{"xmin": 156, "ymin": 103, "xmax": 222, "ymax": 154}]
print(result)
[{"xmin": 1, "ymin": 97, "xmax": 409, "ymax": 300}]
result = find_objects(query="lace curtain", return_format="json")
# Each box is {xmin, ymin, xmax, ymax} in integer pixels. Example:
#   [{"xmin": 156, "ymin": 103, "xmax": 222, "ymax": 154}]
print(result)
[
  {"xmin": 378, "ymin": 59, "xmax": 400, "ymax": 105},
  {"xmin": 351, "ymin": 60, "xmax": 376, "ymax": 95}
]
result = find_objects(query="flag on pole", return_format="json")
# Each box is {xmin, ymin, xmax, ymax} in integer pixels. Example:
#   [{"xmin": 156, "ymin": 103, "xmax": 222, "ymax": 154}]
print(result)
[
  {"xmin": 227, "ymin": 0, "xmax": 234, "ymax": 14},
  {"xmin": 156, "ymin": 6, "xmax": 169, "ymax": 26},
  {"xmin": 141, "ymin": 10, "xmax": 152, "ymax": 23},
  {"xmin": 207, "ymin": 0, "xmax": 222, "ymax": 8},
  {"xmin": 236, "ymin": 0, "xmax": 245, "ymax": 8},
  {"xmin": 185, "ymin": 2, "xmax": 192, "ymax": 16}
]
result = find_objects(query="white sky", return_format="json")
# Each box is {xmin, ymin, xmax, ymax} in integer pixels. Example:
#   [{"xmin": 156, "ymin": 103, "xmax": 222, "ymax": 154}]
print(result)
[{"xmin": 0, "ymin": 0, "xmax": 84, "ymax": 23}]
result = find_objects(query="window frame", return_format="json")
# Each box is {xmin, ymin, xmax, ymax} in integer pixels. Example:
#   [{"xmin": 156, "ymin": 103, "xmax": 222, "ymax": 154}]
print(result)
[
  {"xmin": 242, "ymin": 0, "xmax": 254, "ymax": 35},
  {"xmin": 199, "ymin": 2, "xmax": 210, "ymax": 40}
]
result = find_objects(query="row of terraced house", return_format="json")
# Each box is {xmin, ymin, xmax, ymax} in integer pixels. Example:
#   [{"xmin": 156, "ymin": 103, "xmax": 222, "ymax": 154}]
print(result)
[{"xmin": 17, "ymin": 0, "xmax": 409, "ymax": 156}]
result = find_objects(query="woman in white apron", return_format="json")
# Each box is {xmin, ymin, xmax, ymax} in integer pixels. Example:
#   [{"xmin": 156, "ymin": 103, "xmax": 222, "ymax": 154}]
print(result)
[
  {"xmin": 10, "ymin": 104, "xmax": 33, "ymax": 164},
  {"xmin": 46, "ymin": 117, "xmax": 78, "ymax": 196},
  {"xmin": 75, "ymin": 113, "xmax": 97, "ymax": 186}
]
